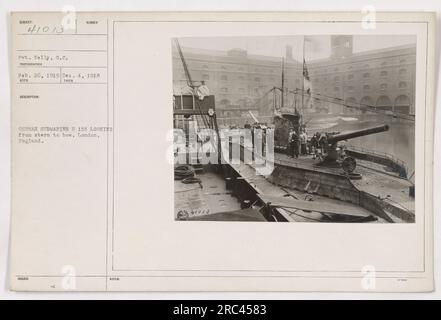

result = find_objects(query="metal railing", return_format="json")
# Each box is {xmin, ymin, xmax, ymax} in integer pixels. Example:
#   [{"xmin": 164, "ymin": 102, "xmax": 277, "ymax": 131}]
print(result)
[{"xmin": 345, "ymin": 144, "xmax": 409, "ymax": 176}]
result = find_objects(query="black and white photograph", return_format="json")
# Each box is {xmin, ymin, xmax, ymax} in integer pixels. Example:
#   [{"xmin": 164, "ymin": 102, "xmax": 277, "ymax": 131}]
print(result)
[
  {"xmin": 173, "ymin": 35, "xmax": 416, "ymax": 223},
  {"xmin": 5, "ymin": 8, "xmax": 436, "ymax": 295}
]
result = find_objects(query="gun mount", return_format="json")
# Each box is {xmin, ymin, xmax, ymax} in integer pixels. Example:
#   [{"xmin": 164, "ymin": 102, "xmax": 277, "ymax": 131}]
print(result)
[{"xmin": 317, "ymin": 124, "xmax": 390, "ymax": 174}]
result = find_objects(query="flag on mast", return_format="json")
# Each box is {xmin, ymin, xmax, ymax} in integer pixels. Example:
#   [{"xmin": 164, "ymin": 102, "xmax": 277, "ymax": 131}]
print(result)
[{"xmin": 303, "ymin": 58, "xmax": 313, "ymax": 108}]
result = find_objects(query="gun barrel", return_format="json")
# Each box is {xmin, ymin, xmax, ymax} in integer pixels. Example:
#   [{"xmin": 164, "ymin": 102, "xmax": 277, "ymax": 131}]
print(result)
[{"xmin": 328, "ymin": 124, "xmax": 389, "ymax": 144}]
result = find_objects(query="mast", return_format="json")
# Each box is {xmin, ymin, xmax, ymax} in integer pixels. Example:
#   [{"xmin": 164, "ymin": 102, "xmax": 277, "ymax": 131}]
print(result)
[
  {"xmin": 174, "ymin": 39, "xmax": 194, "ymax": 88},
  {"xmin": 294, "ymin": 89, "xmax": 297, "ymax": 113},
  {"xmin": 281, "ymin": 57, "xmax": 285, "ymax": 109},
  {"xmin": 302, "ymin": 36, "xmax": 305, "ymax": 111},
  {"xmin": 273, "ymin": 87, "xmax": 276, "ymax": 112}
]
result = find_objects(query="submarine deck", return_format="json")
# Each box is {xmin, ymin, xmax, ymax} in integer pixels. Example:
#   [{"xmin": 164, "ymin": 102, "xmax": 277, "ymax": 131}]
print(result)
[
  {"xmin": 274, "ymin": 152, "xmax": 415, "ymax": 215},
  {"xmin": 174, "ymin": 162, "xmax": 382, "ymax": 222},
  {"xmin": 230, "ymin": 161, "xmax": 383, "ymax": 223},
  {"xmin": 174, "ymin": 170, "xmax": 242, "ymax": 220}
]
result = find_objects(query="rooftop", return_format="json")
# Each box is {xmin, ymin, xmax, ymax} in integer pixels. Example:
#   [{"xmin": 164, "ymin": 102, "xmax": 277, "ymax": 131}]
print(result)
[{"xmin": 172, "ymin": 43, "xmax": 416, "ymax": 66}]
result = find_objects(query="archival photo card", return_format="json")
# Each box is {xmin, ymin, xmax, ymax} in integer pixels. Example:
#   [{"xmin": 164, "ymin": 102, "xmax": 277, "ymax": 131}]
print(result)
[{"xmin": 9, "ymin": 11, "xmax": 435, "ymax": 292}]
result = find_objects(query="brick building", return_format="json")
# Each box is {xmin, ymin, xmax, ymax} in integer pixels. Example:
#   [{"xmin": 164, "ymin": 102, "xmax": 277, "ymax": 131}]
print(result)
[{"xmin": 172, "ymin": 36, "xmax": 416, "ymax": 119}]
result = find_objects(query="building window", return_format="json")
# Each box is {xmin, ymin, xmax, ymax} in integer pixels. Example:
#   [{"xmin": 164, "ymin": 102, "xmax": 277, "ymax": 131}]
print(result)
[
  {"xmin": 255, "ymin": 77, "xmax": 261, "ymax": 82},
  {"xmin": 347, "ymin": 86, "xmax": 354, "ymax": 91},
  {"xmin": 238, "ymin": 76, "xmax": 245, "ymax": 81},
  {"xmin": 363, "ymin": 85, "xmax": 371, "ymax": 90},
  {"xmin": 238, "ymin": 67, "xmax": 244, "ymax": 71},
  {"xmin": 345, "ymin": 98, "xmax": 357, "ymax": 108},
  {"xmin": 238, "ymin": 88, "xmax": 245, "ymax": 93},
  {"xmin": 399, "ymin": 59, "xmax": 406, "ymax": 64},
  {"xmin": 363, "ymin": 64, "xmax": 370, "ymax": 68},
  {"xmin": 394, "ymin": 95, "xmax": 411, "ymax": 114},
  {"xmin": 376, "ymin": 95, "xmax": 393, "ymax": 110},
  {"xmin": 255, "ymin": 68, "xmax": 260, "ymax": 72},
  {"xmin": 221, "ymin": 66, "xmax": 227, "ymax": 70},
  {"xmin": 220, "ymin": 75, "xmax": 228, "ymax": 81},
  {"xmin": 381, "ymin": 61, "xmax": 388, "ymax": 67},
  {"xmin": 334, "ymin": 67, "xmax": 339, "ymax": 72},
  {"xmin": 363, "ymin": 72, "xmax": 371, "ymax": 79},
  {"xmin": 380, "ymin": 71, "xmax": 388, "ymax": 77},
  {"xmin": 360, "ymin": 96, "xmax": 374, "ymax": 108},
  {"xmin": 221, "ymin": 87, "xmax": 228, "ymax": 93},
  {"xmin": 202, "ymin": 64, "xmax": 209, "ymax": 69},
  {"xmin": 334, "ymin": 76, "xmax": 340, "ymax": 82},
  {"xmin": 398, "ymin": 81, "xmax": 407, "ymax": 89},
  {"xmin": 380, "ymin": 83, "xmax": 388, "ymax": 90},
  {"xmin": 347, "ymin": 74, "xmax": 354, "ymax": 80},
  {"xmin": 334, "ymin": 87, "xmax": 340, "ymax": 91},
  {"xmin": 399, "ymin": 68, "xmax": 407, "ymax": 76},
  {"xmin": 202, "ymin": 74, "xmax": 210, "ymax": 80}
]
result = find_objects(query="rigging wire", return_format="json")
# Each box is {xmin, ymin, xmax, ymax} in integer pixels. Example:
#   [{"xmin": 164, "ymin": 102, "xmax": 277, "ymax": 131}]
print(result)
[{"xmin": 292, "ymin": 88, "xmax": 415, "ymax": 122}]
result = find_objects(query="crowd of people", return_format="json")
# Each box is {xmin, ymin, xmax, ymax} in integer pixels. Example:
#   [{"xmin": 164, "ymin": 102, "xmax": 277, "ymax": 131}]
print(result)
[{"xmin": 288, "ymin": 130, "xmax": 323, "ymax": 159}]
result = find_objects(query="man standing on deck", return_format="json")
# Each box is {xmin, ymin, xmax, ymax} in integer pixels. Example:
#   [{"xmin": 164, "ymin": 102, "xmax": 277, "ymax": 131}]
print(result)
[
  {"xmin": 300, "ymin": 130, "xmax": 308, "ymax": 155},
  {"xmin": 288, "ymin": 130, "xmax": 293, "ymax": 157},
  {"xmin": 310, "ymin": 132, "xmax": 320, "ymax": 157},
  {"xmin": 289, "ymin": 130, "xmax": 299, "ymax": 158}
]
